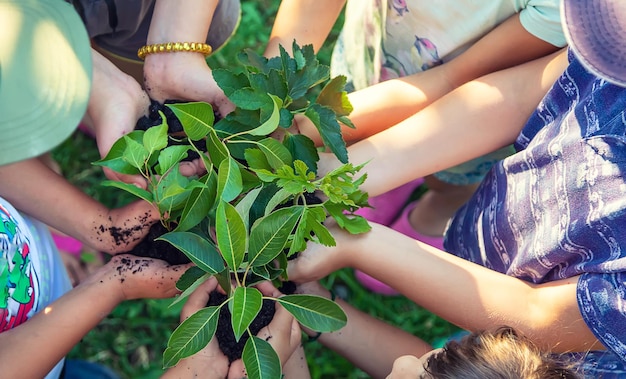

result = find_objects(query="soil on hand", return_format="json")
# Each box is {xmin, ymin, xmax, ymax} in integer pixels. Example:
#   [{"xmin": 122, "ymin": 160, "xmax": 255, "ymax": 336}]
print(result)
[
  {"xmin": 123, "ymin": 223, "xmax": 191, "ymax": 265},
  {"xmin": 208, "ymin": 281, "xmax": 296, "ymax": 362}
]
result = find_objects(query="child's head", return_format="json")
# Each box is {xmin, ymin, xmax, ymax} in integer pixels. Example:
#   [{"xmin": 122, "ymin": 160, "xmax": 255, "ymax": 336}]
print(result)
[
  {"xmin": 387, "ymin": 327, "xmax": 582, "ymax": 379},
  {"xmin": 562, "ymin": 0, "xmax": 626, "ymax": 87},
  {"xmin": 0, "ymin": 0, "xmax": 92, "ymax": 166},
  {"xmin": 420, "ymin": 327, "xmax": 582, "ymax": 379}
]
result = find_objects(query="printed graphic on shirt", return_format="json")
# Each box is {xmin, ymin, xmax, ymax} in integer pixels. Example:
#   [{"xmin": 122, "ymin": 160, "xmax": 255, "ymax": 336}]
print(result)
[{"xmin": 0, "ymin": 204, "xmax": 38, "ymax": 331}]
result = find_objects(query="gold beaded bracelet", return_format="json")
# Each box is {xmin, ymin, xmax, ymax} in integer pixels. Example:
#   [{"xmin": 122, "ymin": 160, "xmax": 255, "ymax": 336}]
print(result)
[{"xmin": 137, "ymin": 42, "xmax": 213, "ymax": 60}]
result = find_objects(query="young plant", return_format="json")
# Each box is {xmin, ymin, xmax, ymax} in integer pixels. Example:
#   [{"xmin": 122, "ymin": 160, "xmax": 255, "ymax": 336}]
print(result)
[{"xmin": 96, "ymin": 42, "xmax": 370, "ymax": 379}]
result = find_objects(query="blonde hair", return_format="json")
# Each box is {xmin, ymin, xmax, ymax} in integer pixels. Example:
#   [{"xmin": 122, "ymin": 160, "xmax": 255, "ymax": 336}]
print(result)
[{"xmin": 422, "ymin": 327, "xmax": 582, "ymax": 379}]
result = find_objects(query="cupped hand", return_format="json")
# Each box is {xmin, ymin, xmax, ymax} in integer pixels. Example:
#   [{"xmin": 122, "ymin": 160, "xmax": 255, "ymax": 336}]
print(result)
[
  {"xmin": 161, "ymin": 277, "xmax": 230, "ymax": 379},
  {"xmin": 143, "ymin": 53, "xmax": 235, "ymax": 117},
  {"xmin": 227, "ymin": 286, "xmax": 304, "ymax": 379},
  {"xmin": 85, "ymin": 49, "xmax": 152, "ymax": 189},
  {"xmin": 85, "ymin": 199, "xmax": 160, "ymax": 255}
]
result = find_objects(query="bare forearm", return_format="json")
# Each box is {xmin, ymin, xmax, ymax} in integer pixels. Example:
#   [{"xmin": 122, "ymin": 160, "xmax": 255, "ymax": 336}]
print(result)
[
  {"xmin": 265, "ymin": 0, "xmax": 345, "ymax": 57},
  {"xmin": 149, "ymin": 0, "xmax": 218, "ymax": 43},
  {"xmin": 345, "ymin": 224, "xmax": 600, "ymax": 353},
  {"xmin": 0, "ymin": 158, "xmax": 109, "ymax": 245},
  {"xmin": 0, "ymin": 267, "xmax": 122, "ymax": 378},
  {"xmin": 324, "ymin": 50, "xmax": 568, "ymax": 196}
]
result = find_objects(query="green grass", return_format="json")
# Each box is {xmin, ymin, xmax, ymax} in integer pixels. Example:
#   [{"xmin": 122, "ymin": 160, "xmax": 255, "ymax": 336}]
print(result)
[{"xmin": 55, "ymin": 1, "xmax": 458, "ymax": 377}]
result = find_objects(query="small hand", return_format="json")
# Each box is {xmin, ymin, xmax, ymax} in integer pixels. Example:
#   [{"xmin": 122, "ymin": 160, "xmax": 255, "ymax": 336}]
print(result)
[
  {"xmin": 287, "ymin": 219, "xmax": 354, "ymax": 283},
  {"xmin": 162, "ymin": 277, "xmax": 230, "ymax": 379},
  {"xmin": 85, "ymin": 49, "xmax": 151, "ymax": 188},
  {"xmin": 85, "ymin": 200, "xmax": 160, "ymax": 255},
  {"xmin": 99, "ymin": 255, "xmax": 193, "ymax": 301},
  {"xmin": 143, "ymin": 53, "xmax": 235, "ymax": 117},
  {"xmin": 228, "ymin": 282, "xmax": 304, "ymax": 378}
]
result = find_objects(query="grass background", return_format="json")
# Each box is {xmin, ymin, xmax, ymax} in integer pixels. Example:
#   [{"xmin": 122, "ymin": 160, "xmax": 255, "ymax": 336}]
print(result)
[{"xmin": 54, "ymin": 1, "xmax": 459, "ymax": 377}]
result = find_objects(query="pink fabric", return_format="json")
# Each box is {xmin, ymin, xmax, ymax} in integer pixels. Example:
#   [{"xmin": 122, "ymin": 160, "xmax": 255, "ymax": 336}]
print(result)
[
  {"xmin": 52, "ymin": 233, "xmax": 83, "ymax": 257},
  {"xmin": 355, "ymin": 178, "xmax": 424, "ymax": 225}
]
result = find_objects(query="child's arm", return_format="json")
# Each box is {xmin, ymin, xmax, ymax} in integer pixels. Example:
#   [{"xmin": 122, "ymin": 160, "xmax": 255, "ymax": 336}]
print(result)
[
  {"xmin": 264, "ymin": 0, "xmax": 346, "ymax": 58},
  {"xmin": 288, "ymin": 222, "xmax": 602, "ymax": 354},
  {"xmin": 295, "ymin": 281, "xmax": 431, "ymax": 379},
  {"xmin": 0, "ymin": 157, "xmax": 160, "ymax": 254},
  {"xmin": 297, "ymin": 14, "xmax": 562, "ymax": 146},
  {"xmin": 143, "ymin": 0, "xmax": 234, "ymax": 116},
  {"xmin": 0, "ymin": 256, "xmax": 191, "ymax": 378},
  {"xmin": 319, "ymin": 49, "xmax": 568, "ymax": 197}
]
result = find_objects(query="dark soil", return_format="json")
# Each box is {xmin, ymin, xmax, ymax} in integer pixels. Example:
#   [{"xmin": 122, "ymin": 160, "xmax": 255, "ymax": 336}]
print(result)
[
  {"xmin": 208, "ymin": 281, "xmax": 296, "ymax": 362},
  {"xmin": 135, "ymin": 99, "xmax": 219, "ymax": 162},
  {"xmin": 122, "ymin": 223, "xmax": 191, "ymax": 265}
]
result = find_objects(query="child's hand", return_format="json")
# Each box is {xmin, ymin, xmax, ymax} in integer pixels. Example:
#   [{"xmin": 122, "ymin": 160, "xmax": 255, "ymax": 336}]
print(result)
[
  {"xmin": 228, "ymin": 282, "xmax": 304, "ymax": 378},
  {"xmin": 86, "ymin": 48, "xmax": 152, "ymax": 189},
  {"xmin": 144, "ymin": 53, "xmax": 235, "ymax": 118},
  {"xmin": 161, "ymin": 277, "xmax": 230, "ymax": 379},
  {"xmin": 97, "ymin": 255, "xmax": 192, "ymax": 301},
  {"xmin": 287, "ymin": 220, "xmax": 357, "ymax": 283},
  {"xmin": 84, "ymin": 199, "xmax": 160, "ymax": 255}
]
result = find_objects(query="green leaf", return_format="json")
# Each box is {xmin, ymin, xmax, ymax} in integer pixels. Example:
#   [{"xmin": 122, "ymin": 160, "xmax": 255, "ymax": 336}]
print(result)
[
  {"xmin": 94, "ymin": 130, "xmax": 143, "ymax": 175},
  {"xmin": 257, "ymin": 137, "xmax": 292, "ymax": 169},
  {"xmin": 214, "ymin": 268, "xmax": 232, "ymax": 296},
  {"xmin": 277, "ymin": 294, "xmax": 347, "ymax": 332},
  {"xmin": 316, "ymin": 75, "xmax": 353, "ymax": 117},
  {"xmin": 175, "ymin": 172, "xmax": 217, "ymax": 232},
  {"xmin": 235, "ymin": 186, "xmax": 263, "ymax": 228},
  {"xmin": 170, "ymin": 270, "xmax": 211, "ymax": 307},
  {"xmin": 216, "ymin": 200, "xmax": 247, "ymax": 272},
  {"xmin": 217, "ymin": 157, "xmax": 243, "ymax": 202},
  {"xmin": 122, "ymin": 135, "xmax": 150, "ymax": 170},
  {"xmin": 154, "ymin": 169, "xmax": 191, "ymax": 213},
  {"xmin": 263, "ymin": 188, "xmax": 293, "ymax": 215},
  {"xmin": 213, "ymin": 68, "xmax": 250, "ymax": 97},
  {"xmin": 246, "ymin": 94, "xmax": 282, "ymax": 136},
  {"xmin": 175, "ymin": 266, "xmax": 207, "ymax": 292},
  {"xmin": 286, "ymin": 43, "xmax": 329, "ymax": 99},
  {"xmin": 248, "ymin": 206, "xmax": 303, "ymax": 266},
  {"xmin": 156, "ymin": 145, "xmax": 190, "ymax": 176},
  {"xmin": 143, "ymin": 117, "xmax": 169, "ymax": 155},
  {"xmin": 157, "ymin": 232, "xmax": 224, "ymax": 274},
  {"xmin": 249, "ymin": 68, "xmax": 289, "ymax": 100},
  {"xmin": 325, "ymin": 202, "xmax": 372, "ymax": 234},
  {"xmin": 166, "ymin": 102, "xmax": 214, "ymax": 141},
  {"xmin": 206, "ymin": 128, "xmax": 229, "ymax": 168},
  {"xmin": 289, "ymin": 206, "xmax": 334, "ymax": 256},
  {"xmin": 100, "ymin": 180, "xmax": 153, "ymax": 203},
  {"xmin": 244, "ymin": 148, "xmax": 272, "ymax": 171},
  {"xmin": 163, "ymin": 306, "xmax": 220, "ymax": 368},
  {"xmin": 229, "ymin": 87, "xmax": 272, "ymax": 110},
  {"xmin": 238, "ymin": 48, "xmax": 269, "ymax": 72},
  {"xmin": 283, "ymin": 134, "xmax": 319, "ymax": 173},
  {"xmin": 242, "ymin": 336, "xmax": 282, "ymax": 379},
  {"xmin": 231, "ymin": 287, "xmax": 263, "ymax": 341},
  {"xmin": 305, "ymin": 104, "xmax": 348, "ymax": 163}
]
